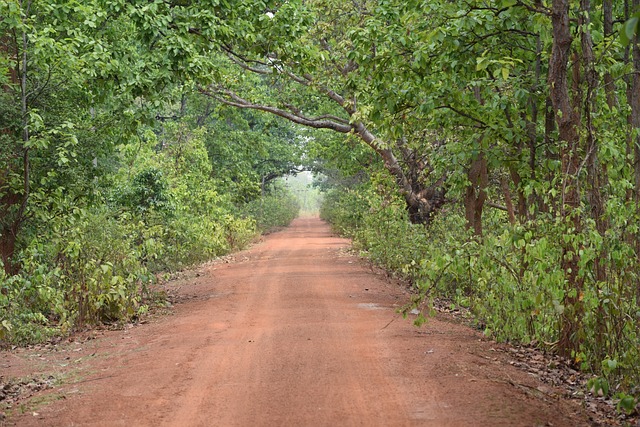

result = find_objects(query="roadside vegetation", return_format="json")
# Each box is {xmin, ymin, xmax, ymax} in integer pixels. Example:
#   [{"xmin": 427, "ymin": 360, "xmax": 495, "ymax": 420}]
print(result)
[{"xmin": 2, "ymin": 0, "xmax": 640, "ymax": 414}]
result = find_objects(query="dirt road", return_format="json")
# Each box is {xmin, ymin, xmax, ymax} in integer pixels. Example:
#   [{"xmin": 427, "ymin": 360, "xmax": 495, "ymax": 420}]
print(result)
[{"xmin": 2, "ymin": 217, "xmax": 591, "ymax": 426}]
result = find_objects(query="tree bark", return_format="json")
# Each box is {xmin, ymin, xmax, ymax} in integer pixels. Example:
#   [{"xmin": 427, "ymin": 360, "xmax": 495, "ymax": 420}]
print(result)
[
  {"xmin": 549, "ymin": 0, "xmax": 584, "ymax": 358},
  {"xmin": 580, "ymin": 0, "xmax": 605, "ymax": 278},
  {"xmin": 0, "ymin": 19, "xmax": 28, "ymax": 275},
  {"xmin": 603, "ymin": 0, "xmax": 618, "ymax": 108},
  {"xmin": 525, "ymin": 26, "xmax": 543, "ymax": 219},
  {"xmin": 500, "ymin": 176, "xmax": 517, "ymax": 225},
  {"xmin": 632, "ymin": 0, "xmax": 640, "ymax": 207},
  {"xmin": 464, "ymin": 88, "xmax": 488, "ymax": 235},
  {"xmin": 465, "ymin": 153, "xmax": 488, "ymax": 236},
  {"xmin": 631, "ymin": 0, "xmax": 640, "ymax": 305}
]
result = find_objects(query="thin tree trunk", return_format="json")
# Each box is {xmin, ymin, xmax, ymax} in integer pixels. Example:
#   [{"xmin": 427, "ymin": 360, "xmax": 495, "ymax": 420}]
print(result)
[
  {"xmin": 509, "ymin": 167, "xmax": 528, "ymax": 220},
  {"xmin": 543, "ymin": 96, "xmax": 557, "ymax": 214},
  {"xmin": 500, "ymin": 176, "xmax": 517, "ymax": 225},
  {"xmin": 0, "ymin": 14, "xmax": 29, "ymax": 274},
  {"xmin": 580, "ymin": 0, "xmax": 608, "ymax": 358},
  {"xmin": 549, "ymin": 0, "xmax": 584, "ymax": 358},
  {"xmin": 632, "ymin": 0, "xmax": 640, "ymax": 206},
  {"xmin": 580, "ymin": 0, "xmax": 604, "ymax": 237},
  {"xmin": 631, "ymin": 0, "xmax": 640, "ymax": 305},
  {"xmin": 603, "ymin": 0, "xmax": 618, "ymax": 108},
  {"xmin": 464, "ymin": 88, "xmax": 488, "ymax": 236},
  {"xmin": 526, "ymin": 25, "xmax": 543, "ymax": 218},
  {"xmin": 465, "ymin": 153, "xmax": 488, "ymax": 236},
  {"xmin": 624, "ymin": 0, "xmax": 635, "ymax": 205}
]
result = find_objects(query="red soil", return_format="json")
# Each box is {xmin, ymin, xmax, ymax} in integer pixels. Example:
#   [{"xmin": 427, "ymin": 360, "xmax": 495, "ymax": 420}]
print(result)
[{"xmin": 1, "ymin": 217, "xmax": 592, "ymax": 426}]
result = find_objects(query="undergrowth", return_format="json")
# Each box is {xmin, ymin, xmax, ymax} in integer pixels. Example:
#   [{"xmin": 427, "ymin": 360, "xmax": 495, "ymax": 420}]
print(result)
[{"xmin": 320, "ymin": 183, "xmax": 640, "ymax": 406}]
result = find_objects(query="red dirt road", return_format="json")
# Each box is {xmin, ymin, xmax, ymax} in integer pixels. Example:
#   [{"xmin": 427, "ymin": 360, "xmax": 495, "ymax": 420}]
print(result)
[{"xmin": 2, "ymin": 217, "xmax": 592, "ymax": 426}]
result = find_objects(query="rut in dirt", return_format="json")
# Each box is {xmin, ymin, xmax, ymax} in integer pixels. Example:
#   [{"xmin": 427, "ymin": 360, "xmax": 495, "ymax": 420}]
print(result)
[{"xmin": 8, "ymin": 217, "xmax": 591, "ymax": 427}]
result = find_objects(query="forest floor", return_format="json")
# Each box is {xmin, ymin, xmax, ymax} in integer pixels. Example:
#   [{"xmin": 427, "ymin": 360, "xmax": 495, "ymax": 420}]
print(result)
[{"xmin": 0, "ymin": 217, "xmax": 622, "ymax": 426}]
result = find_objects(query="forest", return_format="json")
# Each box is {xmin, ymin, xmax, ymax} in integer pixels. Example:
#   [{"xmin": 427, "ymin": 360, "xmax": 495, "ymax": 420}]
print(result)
[{"xmin": 1, "ymin": 0, "xmax": 640, "ymax": 412}]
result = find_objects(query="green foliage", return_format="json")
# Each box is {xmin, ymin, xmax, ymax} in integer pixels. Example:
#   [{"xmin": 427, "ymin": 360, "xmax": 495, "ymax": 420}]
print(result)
[
  {"xmin": 242, "ymin": 183, "xmax": 300, "ymax": 233},
  {"xmin": 615, "ymin": 392, "xmax": 638, "ymax": 415},
  {"xmin": 111, "ymin": 125, "xmax": 259, "ymax": 272},
  {"xmin": 620, "ymin": 13, "xmax": 640, "ymax": 46},
  {"xmin": 321, "ymin": 179, "xmax": 640, "ymax": 395},
  {"xmin": 122, "ymin": 168, "xmax": 171, "ymax": 214},
  {"xmin": 0, "ymin": 205, "xmax": 148, "ymax": 343},
  {"xmin": 319, "ymin": 188, "xmax": 367, "ymax": 238},
  {"xmin": 3, "ymin": 0, "xmax": 640, "ymax": 408},
  {"xmin": 1, "ymin": 123, "xmax": 265, "ymax": 344}
]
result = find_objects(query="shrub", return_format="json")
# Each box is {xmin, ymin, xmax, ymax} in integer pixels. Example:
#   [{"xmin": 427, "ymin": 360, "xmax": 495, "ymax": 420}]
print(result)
[
  {"xmin": 242, "ymin": 187, "xmax": 300, "ymax": 233},
  {"xmin": 320, "ymin": 183, "xmax": 640, "ymax": 393}
]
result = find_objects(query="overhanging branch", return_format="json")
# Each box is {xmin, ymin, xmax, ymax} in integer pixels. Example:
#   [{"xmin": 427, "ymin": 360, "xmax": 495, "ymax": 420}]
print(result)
[{"xmin": 199, "ymin": 86, "xmax": 353, "ymax": 133}]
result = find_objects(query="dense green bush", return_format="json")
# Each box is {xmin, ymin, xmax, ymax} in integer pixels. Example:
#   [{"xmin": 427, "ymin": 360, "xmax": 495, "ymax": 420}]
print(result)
[
  {"xmin": 0, "ymin": 206, "xmax": 148, "ymax": 343},
  {"xmin": 242, "ymin": 186, "xmax": 300, "ymax": 233},
  {"xmin": 0, "ymin": 122, "xmax": 306, "ymax": 346},
  {"xmin": 321, "ymin": 183, "xmax": 640, "ymax": 394},
  {"xmin": 319, "ymin": 187, "xmax": 368, "ymax": 237},
  {"xmin": 0, "ymin": 130, "xmax": 262, "ymax": 345}
]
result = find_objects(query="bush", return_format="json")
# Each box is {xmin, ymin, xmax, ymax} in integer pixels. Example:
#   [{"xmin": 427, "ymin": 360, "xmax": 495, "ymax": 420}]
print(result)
[
  {"xmin": 320, "ymin": 183, "xmax": 640, "ymax": 393},
  {"xmin": 242, "ymin": 187, "xmax": 300, "ymax": 233}
]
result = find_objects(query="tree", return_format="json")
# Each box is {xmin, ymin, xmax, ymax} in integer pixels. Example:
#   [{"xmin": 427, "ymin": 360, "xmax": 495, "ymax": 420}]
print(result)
[{"xmin": 192, "ymin": 0, "xmax": 447, "ymax": 225}]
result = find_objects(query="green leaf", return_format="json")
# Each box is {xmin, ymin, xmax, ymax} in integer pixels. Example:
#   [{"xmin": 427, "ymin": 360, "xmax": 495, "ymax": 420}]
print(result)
[
  {"xmin": 476, "ymin": 56, "xmax": 488, "ymax": 71},
  {"xmin": 621, "ymin": 14, "xmax": 640, "ymax": 46},
  {"xmin": 605, "ymin": 358, "xmax": 618, "ymax": 371},
  {"xmin": 616, "ymin": 394, "xmax": 637, "ymax": 415}
]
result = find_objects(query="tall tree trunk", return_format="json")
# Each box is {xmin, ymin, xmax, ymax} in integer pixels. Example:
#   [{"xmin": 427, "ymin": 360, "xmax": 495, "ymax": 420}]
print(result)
[
  {"xmin": 0, "ymin": 8, "xmax": 30, "ymax": 275},
  {"xmin": 632, "ymin": 0, "xmax": 640, "ymax": 207},
  {"xmin": 542, "ymin": 96, "xmax": 558, "ymax": 214},
  {"xmin": 464, "ymin": 88, "xmax": 488, "ymax": 236},
  {"xmin": 465, "ymin": 153, "xmax": 488, "ymax": 236},
  {"xmin": 580, "ymin": 0, "xmax": 604, "ymax": 257},
  {"xmin": 603, "ymin": 0, "xmax": 618, "ymax": 108},
  {"xmin": 623, "ymin": 0, "xmax": 637, "ymax": 206},
  {"xmin": 526, "ymin": 24, "xmax": 543, "ymax": 219},
  {"xmin": 580, "ymin": 0, "xmax": 607, "ymax": 358},
  {"xmin": 631, "ymin": 0, "xmax": 640, "ymax": 305},
  {"xmin": 549, "ymin": 0, "xmax": 584, "ymax": 358}
]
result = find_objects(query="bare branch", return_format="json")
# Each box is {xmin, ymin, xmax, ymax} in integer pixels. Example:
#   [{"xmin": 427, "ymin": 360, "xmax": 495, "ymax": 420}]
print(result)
[
  {"xmin": 486, "ymin": 201, "xmax": 508, "ymax": 211},
  {"xmin": 199, "ymin": 86, "xmax": 354, "ymax": 133},
  {"xmin": 226, "ymin": 53, "xmax": 272, "ymax": 75},
  {"xmin": 435, "ymin": 105, "xmax": 488, "ymax": 128},
  {"xmin": 221, "ymin": 43, "xmax": 270, "ymax": 67}
]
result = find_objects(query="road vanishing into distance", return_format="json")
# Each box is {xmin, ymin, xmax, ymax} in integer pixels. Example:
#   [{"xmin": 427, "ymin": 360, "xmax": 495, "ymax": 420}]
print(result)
[{"xmin": 3, "ymin": 217, "xmax": 590, "ymax": 426}]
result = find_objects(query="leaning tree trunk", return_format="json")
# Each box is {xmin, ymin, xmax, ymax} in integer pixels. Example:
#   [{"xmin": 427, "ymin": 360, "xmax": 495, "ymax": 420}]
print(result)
[
  {"xmin": 203, "ymin": 67, "xmax": 449, "ymax": 228},
  {"xmin": 354, "ymin": 124, "xmax": 447, "ymax": 226}
]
